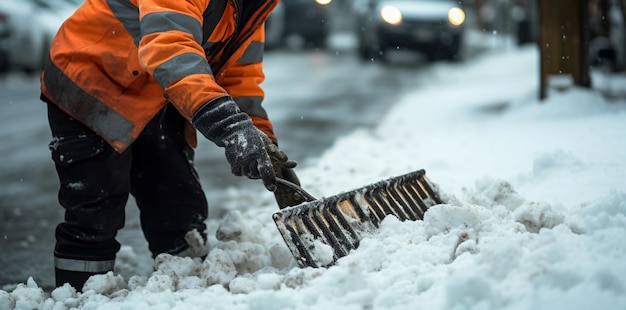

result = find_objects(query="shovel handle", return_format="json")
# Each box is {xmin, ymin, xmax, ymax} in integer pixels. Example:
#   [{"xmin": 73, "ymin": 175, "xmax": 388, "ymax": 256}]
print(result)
[{"xmin": 275, "ymin": 178, "xmax": 317, "ymax": 202}]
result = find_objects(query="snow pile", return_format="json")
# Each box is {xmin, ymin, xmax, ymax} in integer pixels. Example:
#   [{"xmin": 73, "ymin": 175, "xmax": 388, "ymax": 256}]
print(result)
[{"xmin": 2, "ymin": 46, "xmax": 626, "ymax": 309}]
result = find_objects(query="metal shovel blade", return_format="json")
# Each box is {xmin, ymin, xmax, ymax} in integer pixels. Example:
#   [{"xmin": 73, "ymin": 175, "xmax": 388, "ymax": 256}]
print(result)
[{"xmin": 272, "ymin": 169, "xmax": 444, "ymax": 268}]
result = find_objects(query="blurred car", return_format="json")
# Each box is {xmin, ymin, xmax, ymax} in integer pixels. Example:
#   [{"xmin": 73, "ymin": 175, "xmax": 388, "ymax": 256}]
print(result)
[
  {"xmin": 0, "ymin": 1, "xmax": 46, "ymax": 74},
  {"xmin": 265, "ymin": 0, "xmax": 286, "ymax": 50},
  {"xmin": 0, "ymin": 9, "xmax": 9, "ymax": 73},
  {"xmin": 0, "ymin": 0, "xmax": 79, "ymax": 74},
  {"xmin": 354, "ymin": 0, "xmax": 466, "ymax": 62},
  {"xmin": 266, "ymin": 0, "xmax": 332, "ymax": 48}
]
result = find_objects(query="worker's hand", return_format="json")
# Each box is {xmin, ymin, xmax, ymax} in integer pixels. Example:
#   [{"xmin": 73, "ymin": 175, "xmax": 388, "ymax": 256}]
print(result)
[
  {"xmin": 269, "ymin": 141, "xmax": 308, "ymax": 209},
  {"xmin": 192, "ymin": 96, "xmax": 277, "ymax": 191},
  {"xmin": 273, "ymin": 165, "xmax": 308, "ymax": 209},
  {"xmin": 264, "ymin": 137, "xmax": 296, "ymax": 169}
]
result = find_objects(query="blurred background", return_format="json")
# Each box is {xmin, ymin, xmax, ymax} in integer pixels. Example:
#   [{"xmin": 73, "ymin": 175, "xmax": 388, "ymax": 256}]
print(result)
[
  {"xmin": 2, "ymin": 0, "xmax": 625, "ymax": 74},
  {"xmin": 1, "ymin": 0, "xmax": 625, "ymax": 291}
]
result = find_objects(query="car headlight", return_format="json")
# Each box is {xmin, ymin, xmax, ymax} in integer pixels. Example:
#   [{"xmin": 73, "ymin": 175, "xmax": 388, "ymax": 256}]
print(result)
[
  {"xmin": 448, "ymin": 7, "xmax": 465, "ymax": 26},
  {"xmin": 381, "ymin": 5, "xmax": 402, "ymax": 25},
  {"xmin": 316, "ymin": 0, "xmax": 332, "ymax": 5}
]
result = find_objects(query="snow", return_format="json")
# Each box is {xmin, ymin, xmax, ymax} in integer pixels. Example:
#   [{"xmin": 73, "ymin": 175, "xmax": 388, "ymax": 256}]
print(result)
[{"xmin": 2, "ymin": 45, "xmax": 626, "ymax": 309}]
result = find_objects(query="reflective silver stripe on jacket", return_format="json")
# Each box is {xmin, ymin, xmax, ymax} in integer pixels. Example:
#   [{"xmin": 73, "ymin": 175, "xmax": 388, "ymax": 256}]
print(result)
[
  {"xmin": 55, "ymin": 257, "xmax": 115, "ymax": 273},
  {"xmin": 106, "ymin": 0, "xmax": 141, "ymax": 46},
  {"xmin": 237, "ymin": 41, "xmax": 264, "ymax": 64},
  {"xmin": 142, "ymin": 10, "xmax": 214, "ymax": 89},
  {"xmin": 107, "ymin": 0, "xmax": 213, "ymax": 90},
  {"xmin": 141, "ymin": 11, "xmax": 203, "ymax": 44},
  {"xmin": 153, "ymin": 52, "xmax": 213, "ymax": 89},
  {"xmin": 43, "ymin": 58, "xmax": 136, "ymax": 146}
]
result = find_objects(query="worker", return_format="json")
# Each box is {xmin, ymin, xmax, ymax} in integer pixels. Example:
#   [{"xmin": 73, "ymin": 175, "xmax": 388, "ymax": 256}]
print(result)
[{"xmin": 40, "ymin": 0, "xmax": 303, "ymax": 291}]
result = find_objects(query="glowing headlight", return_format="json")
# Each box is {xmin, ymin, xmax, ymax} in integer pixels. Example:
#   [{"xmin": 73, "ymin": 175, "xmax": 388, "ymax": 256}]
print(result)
[
  {"xmin": 381, "ymin": 5, "xmax": 402, "ymax": 25},
  {"xmin": 448, "ymin": 7, "xmax": 465, "ymax": 26},
  {"xmin": 316, "ymin": 0, "xmax": 332, "ymax": 5}
]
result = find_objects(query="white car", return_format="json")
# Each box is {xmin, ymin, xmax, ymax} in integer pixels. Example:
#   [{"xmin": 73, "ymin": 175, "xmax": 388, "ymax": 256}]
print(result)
[{"xmin": 0, "ymin": 0, "xmax": 79, "ymax": 74}]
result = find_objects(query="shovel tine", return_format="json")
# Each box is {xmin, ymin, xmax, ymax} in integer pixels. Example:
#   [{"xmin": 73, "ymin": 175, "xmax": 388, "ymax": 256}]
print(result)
[
  {"xmin": 309, "ymin": 207, "xmax": 344, "ymax": 259},
  {"xmin": 321, "ymin": 203, "xmax": 354, "ymax": 255},
  {"xmin": 328, "ymin": 202, "xmax": 360, "ymax": 247},
  {"xmin": 388, "ymin": 183, "xmax": 418, "ymax": 221},
  {"xmin": 381, "ymin": 184, "xmax": 412, "ymax": 221}
]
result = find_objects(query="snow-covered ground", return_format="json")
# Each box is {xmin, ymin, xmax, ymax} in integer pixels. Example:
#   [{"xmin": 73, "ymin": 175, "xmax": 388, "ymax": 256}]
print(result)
[{"xmin": 2, "ymin": 45, "xmax": 626, "ymax": 309}]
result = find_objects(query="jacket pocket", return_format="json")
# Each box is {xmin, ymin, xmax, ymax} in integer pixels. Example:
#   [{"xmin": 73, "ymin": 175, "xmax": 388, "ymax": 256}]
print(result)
[{"xmin": 49, "ymin": 133, "xmax": 106, "ymax": 167}]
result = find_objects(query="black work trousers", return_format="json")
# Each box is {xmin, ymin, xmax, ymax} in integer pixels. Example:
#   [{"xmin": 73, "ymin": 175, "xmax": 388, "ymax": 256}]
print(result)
[{"xmin": 47, "ymin": 102, "xmax": 208, "ymax": 266}]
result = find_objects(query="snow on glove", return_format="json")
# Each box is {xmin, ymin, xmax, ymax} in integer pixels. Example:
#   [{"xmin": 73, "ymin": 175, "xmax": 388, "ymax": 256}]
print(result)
[{"xmin": 192, "ymin": 96, "xmax": 277, "ymax": 192}]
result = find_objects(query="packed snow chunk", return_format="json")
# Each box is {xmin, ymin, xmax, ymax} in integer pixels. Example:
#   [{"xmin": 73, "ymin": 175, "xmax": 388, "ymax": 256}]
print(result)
[
  {"xmin": 463, "ymin": 177, "xmax": 525, "ymax": 211},
  {"xmin": 560, "ymin": 191, "xmax": 626, "ymax": 237},
  {"xmin": 154, "ymin": 254, "xmax": 201, "ymax": 278},
  {"xmin": 343, "ymin": 216, "xmax": 449, "ymax": 270},
  {"xmin": 216, "ymin": 210, "xmax": 245, "ymax": 241},
  {"xmin": 512, "ymin": 201, "xmax": 565, "ymax": 233},
  {"xmin": 184, "ymin": 228, "xmax": 210, "ymax": 258},
  {"xmin": 212, "ymin": 238, "xmax": 272, "ymax": 274},
  {"xmin": 50, "ymin": 283, "xmax": 79, "ymax": 308},
  {"xmin": 0, "ymin": 290, "xmax": 14, "ymax": 310},
  {"xmin": 269, "ymin": 242, "xmax": 295, "ymax": 269},
  {"xmin": 153, "ymin": 254, "xmax": 205, "ymax": 290},
  {"xmin": 424, "ymin": 203, "xmax": 490, "ymax": 237},
  {"xmin": 368, "ymin": 216, "xmax": 427, "ymax": 254},
  {"xmin": 281, "ymin": 267, "xmax": 325, "ymax": 289},
  {"xmin": 255, "ymin": 273, "xmax": 284, "ymax": 291},
  {"xmin": 176, "ymin": 276, "xmax": 206, "ymax": 291},
  {"xmin": 83, "ymin": 271, "xmax": 127, "ymax": 295},
  {"xmin": 10, "ymin": 278, "xmax": 45, "ymax": 310},
  {"xmin": 228, "ymin": 276, "xmax": 257, "ymax": 294},
  {"xmin": 127, "ymin": 275, "xmax": 147, "ymax": 291},
  {"xmin": 145, "ymin": 274, "xmax": 175, "ymax": 293},
  {"xmin": 201, "ymin": 248, "xmax": 238, "ymax": 286}
]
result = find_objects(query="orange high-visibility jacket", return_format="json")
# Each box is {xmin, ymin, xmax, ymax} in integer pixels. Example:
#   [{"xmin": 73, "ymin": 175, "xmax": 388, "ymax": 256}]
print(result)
[{"xmin": 41, "ymin": 0, "xmax": 278, "ymax": 152}]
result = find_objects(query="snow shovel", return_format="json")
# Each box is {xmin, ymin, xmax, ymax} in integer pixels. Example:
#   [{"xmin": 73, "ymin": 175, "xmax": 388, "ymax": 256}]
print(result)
[{"xmin": 272, "ymin": 169, "xmax": 444, "ymax": 268}]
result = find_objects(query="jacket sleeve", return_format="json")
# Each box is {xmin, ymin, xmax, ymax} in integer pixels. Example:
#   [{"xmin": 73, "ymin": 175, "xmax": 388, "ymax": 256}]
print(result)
[
  {"xmin": 136, "ymin": 0, "xmax": 229, "ymax": 121},
  {"xmin": 217, "ymin": 23, "xmax": 276, "ymax": 141}
]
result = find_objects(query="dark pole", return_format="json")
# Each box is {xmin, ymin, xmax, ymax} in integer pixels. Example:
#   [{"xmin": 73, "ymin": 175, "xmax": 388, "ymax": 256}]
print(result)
[{"xmin": 538, "ymin": 0, "xmax": 591, "ymax": 100}]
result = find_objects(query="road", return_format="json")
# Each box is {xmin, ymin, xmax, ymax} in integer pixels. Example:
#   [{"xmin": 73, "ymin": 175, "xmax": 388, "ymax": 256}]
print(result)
[{"xmin": 0, "ymin": 33, "xmax": 486, "ymax": 290}]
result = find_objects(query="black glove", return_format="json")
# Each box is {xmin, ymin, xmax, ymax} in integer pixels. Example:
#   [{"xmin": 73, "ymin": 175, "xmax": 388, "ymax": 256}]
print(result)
[
  {"xmin": 270, "ymin": 142, "xmax": 309, "ymax": 209},
  {"xmin": 192, "ymin": 96, "xmax": 278, "ymax": 192}
]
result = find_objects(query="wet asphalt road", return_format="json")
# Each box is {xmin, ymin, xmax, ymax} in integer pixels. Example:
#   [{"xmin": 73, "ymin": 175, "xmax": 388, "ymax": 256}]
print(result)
[{"xmin": 0, "ymin": 37, "xmax": 467, "ymax": 290}]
